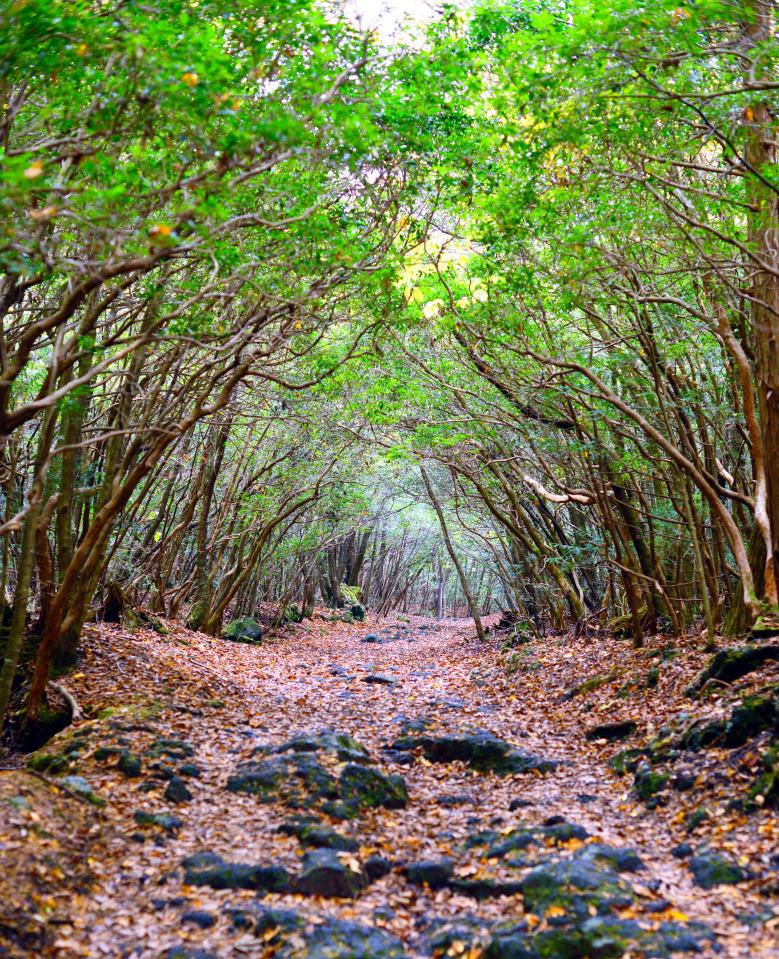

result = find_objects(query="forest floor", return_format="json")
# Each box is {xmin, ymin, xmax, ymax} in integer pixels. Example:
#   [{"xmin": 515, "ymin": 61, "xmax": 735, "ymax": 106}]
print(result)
[{"xmin": 1, "ymin": 614, "xmax": 778, "ymax": 959}]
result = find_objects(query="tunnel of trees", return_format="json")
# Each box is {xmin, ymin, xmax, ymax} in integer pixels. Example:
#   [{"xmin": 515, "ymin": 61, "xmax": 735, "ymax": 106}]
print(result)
[{"xmin": 1, "ymin": 0, "xmax": 778, "ymax": 735}]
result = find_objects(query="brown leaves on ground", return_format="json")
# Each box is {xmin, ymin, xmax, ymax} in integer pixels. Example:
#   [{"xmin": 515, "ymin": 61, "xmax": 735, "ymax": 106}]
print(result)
[{"xmin": 0, "ymin": 614, "xmax": 777, "ymax": 957}]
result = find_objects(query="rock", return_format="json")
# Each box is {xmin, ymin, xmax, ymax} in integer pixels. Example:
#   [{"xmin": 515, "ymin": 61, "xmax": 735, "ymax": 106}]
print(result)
[
  {"xmin": 520, "ymin": 859, "xmax": 634, "ymax": 919},
  {"xmin": 724, "ymin": 690, "xmax": 779, "ymax": 747},
  {"xmin": 339, "ymin": 763, "xmax": 408, "ymax": 810},
  {"xmin": 167, "ymin": 947, "xmax": 216, "ymax": 959},
  {"xmin": 228, "ymin": 905, "xmax": 408, "ymax": 958},
  {"xmin": 181, "ymin": 909, "xmax": 215, "ymax": 929},
  {"xmin": 404, "ymin": 858, "xmax": 454, "ymax": 890},
  {"xmin": 117, "ymin": 751, "xmax": 142, "ymax": 777},
  {"xmin": 165, "ymin": 775, "xmax": 193, "ymax": 804},
  {"xmin": 685, "ymin": 806, "xmax": 710, "ymax": 832},
  {"xmin": 293, "ymin": 916, "xmax": 409, "ymax": 958},
  {"xmin": 749, "ymin": 745, "xmax": 779, "ymax": 807},
  {"xmin": 58, "ymin": 775, "xmax": 104, "ymax": 806},
  {"xmin": 560, "ymin": 669, "xmax": 619, "ymax": 701},
  {"xmin": 284, "ymin": 603, "xmax": 304, "ymax": 623},
  {"xmin": 351, "ymin": 604, "xmax": 366, "ymax": 622},
  {"xmin": 273, "ymin": 730, "xmax": 371, "ymax": 764},
  {"xmin": 361, "ymin": 634, "xmax": 381, "ymax": 643},
  {"xmin": 509, "ymin": 797, "xmax": 534, "ymax": 810},
  {"xmin": 671, "ymin": 770, "xmax": 697, "ymax": 792},
  {"xmin": 687, "ymin": 645, "xmax": 779, "ymax": 694},
  {"xmin": 578, "ymin": 843, "xmax": 644, "ymax": 873},
  {"xmin": 295, "ymin": 848, "xmax": 368, "ymax": 898},
  {"xmin": 390, "ymin": 732, "xmax": 555, "ymax": 776},
  {"xmin": 227, "ymin": 903, "xmax": 301, "ymax": 933},
  {"xmin": 585, "ymin": 720, "xmax": 637, "ymax": 742},
  {"xmin": 296, "ymin": 824, "xmax": 358, "ymax": 852},
  {"xmin": 133, "ymin": 810, "xmax": 183, "ymax": 833},
  {"xmin": 689, "ymin": 850, "xmax": 747, "ymax": 888},
  {"xmin": 179, "ymin": 762, "xmax": 201, "ymax": 778},
  {"xmin": 437, "ymin": 793, "xmax": 473, "ymax": 806},
  {"xmin": 608, "ymin": 747, "xmax": 647, "ymax": 776},
  {"xmin": 147, "ymin": 738, "xmax": 194, "ymax": 760},
  {"xmin": 450, "ymin": 877, "xmax": 525, "ymax": 899},
  {"xmin": 362, "ymin": 674, "xmax": 398, "ymax": 686},
  {"xmin": 633, "ymin": 764, "xmax": 669, "ymax": 805},
  {"xmin": 222, "ymin": 617, "xmax": 263, "ymax": 644},
  {"xmin": 226, "ymin": 753, "xmax": 338, "ymax": 806},
  {"xmin": 181, "ymin": 851, "xmax": 291, "ymax": 892},
  {"xmin": 678, "ymin": 718, "xmax": 726, "ymax": 751},
  {"xmin": 671, "ymin": 843, "xmax": 693, "ymax": 859},
  {"xmin": 483, "ymin": 822, "xmax": 588, "ymax": 859},
  {"xmin": 365, "ymin": 855, "xmax": 393, "ymax": 881}
]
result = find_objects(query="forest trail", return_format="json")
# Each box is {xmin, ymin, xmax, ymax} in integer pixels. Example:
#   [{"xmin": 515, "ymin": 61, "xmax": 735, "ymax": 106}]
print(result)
[{"xmin": 1, "ymin": 616, "xmax": 777, "ymax": 959}]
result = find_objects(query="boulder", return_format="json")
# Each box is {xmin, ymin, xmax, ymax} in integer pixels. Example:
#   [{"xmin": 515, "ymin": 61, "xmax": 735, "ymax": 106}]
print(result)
[
  {"xmin": 585, "ymin": 720, "xmax": 637, "ymax": 742},
  {"xmin": 339, "ymin": 763, "xmax": 408, "ymax": 810},
  {"xmin": 295, "ymin": 848, "xmax": 368, "ymax": 898},
  {"xmin": 724, "ymin": 690, "xmax": 778, "ymax": 747},
  {"xmin": 181, "ymin": 909, "xmax": 215, "ymax": 929},
  {"xmin": 165, "ymin": 775, "xmax": 193, "ymax": 804},
  {"xmin": 351, "ymin": 604, "xmax": 366, "ymax": 622},
  {"xmin": 222, "ymin": 617, "xmax": 263, "ymax": 644},
  {"xmin": 390, "ymin": 731, "xmax": 555, "ymax": 776},
  {"xmin": 520, "ymin": 859, "xmax": 634, "ymax": 920},
  {"xmin": 404, "ymin": 858, "xmax": 454, "ymax": 890},
  {"xmin": 133, "ymin": 810, "xmax": 182, "ymax": 833},
  {"xmin": 687, "ymin": 645, "xmax": 779, "ymax": 694},
  {"xmin": 689, "ymin": 850, "xmax": 748, "ymax": 889},
  {"xmin": 181, "ymin": 851, "xmax": 291, "ymax": 892}
]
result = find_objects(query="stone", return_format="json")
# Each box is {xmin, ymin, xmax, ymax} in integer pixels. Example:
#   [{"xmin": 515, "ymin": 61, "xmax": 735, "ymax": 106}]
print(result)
[
  {"xmin": 273, "ymin": 729, "xmax": 371, "ymax": 764},
  {"xmin": 166, "ymin": 948, "xmax": 216, "ymax": 959},
  {"xmin": 671, "ymin": 843, "xmax": 693, "ymax": 859},
  {"xmin": 181, "ymin": 851, "xmax": 291, "ymax": 892},
  {"xmin": 296, "ymin": 824, "xmax": 358, "ymax": 852},
  {"xmin": 633, "ymin": 764, "xmax": 669, "ymax": 805},
  {"xmin": 404, "ymin": 858, "xmax": 454, "ymax": 890},
  {"xmin": 181, "ymin": 909, "xmax": 215, "ymax": 929},
  {"xmin": 689, "ymin": 850, "xmax": 747, "ymax": 889},
  {"xmin": 520, "ymin": 859, "xmax": 634, "ymax": 920},
  {"xmin": 222, "ymin": 617, "xmax": 263, "ymax": 644},
  {"xmin": 165, "ymin": 775, "xmax": 193, "ymax": 804},
  {"xmin": 147, "ymin": 738, "xmax": 194, "ymax": 760},
  {"xmin": 577, "ymin": 843, "xmax": 644, "ymax": 873},
  {"xmin": 339, "ymin": 763, "xmax": 408, "ymax": 810},
  {"xmin": 390, "ymin": 732, "xmax": 555, "ymax": 776},
  {"xmin": 362, "ymin": 674, "xmax": 398, "ymax": 686},
  {"xmin": 350, "ymin": 604, "xmax": 365, "ymax": 621},
  {"xmin": 133, "ymin": 810, "xmax": 183, "ymax": 833},
  {"xmin": 293, "ymin": 916, "xmax": 408, "ymax": 958},
  {"xmin": 687, "ymin": 645, "xmax": 779, "ymax": 694},
  {"xmin": 117, "ymin": 751, "xmax": 142, "ymax": 777},
  {"xmin": 58, "ymin": 776, "xmax": 104, "ymax": 806},
  {"xmin": 295, "ymin": 848, "xmax": 368, "ymax": 898},
  {"xmin": 227, "ymin": 753, "xmax": 338, "ymax": 806},
  {"xmin": 365, "ymin": 855, "xmax": 393, "ymax": 881},
  {"xmin": 724, "ymin": 690, "xmax": 778, "ymax": 747},
  {"xmin": 585, "ymin": 720, "xmax": 637, "ymax": 742},
  {"xmin": 179, "ymin": 762, "xmax": 201, "ymax": 778},
  {"xmin": 437, "ymin": 793, "xmax": 473, "ymax": 806}
]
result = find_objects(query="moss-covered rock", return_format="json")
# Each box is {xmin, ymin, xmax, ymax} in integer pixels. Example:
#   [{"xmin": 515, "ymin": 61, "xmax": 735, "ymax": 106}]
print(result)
[
  {"xmin": 181, "ymin": 851, "xmax": 291, "ymax": 892},
  {"xmin": 724, "ymin": 690, "xmax": 778, "ymax": 747},
  {"xmin": 520, "ymin": 858, "xmax": 634, "ymax": 920},
  {"xmin": 688, "ymin": 850, "xmax": 747, "ymax": 889},
  {"xmin": 339, "ymin": 763, "xmax": 408, "ymax": 810},
  {"xmin": 633, "ymin": 764, "xmax": 669, "ymax": 805},
  {"xmin": 389, "ymin": 731, "xmax": 556, "ymax": 775},
  {"xmin": 295, "ymin": 849, "xmax": 368, "ymax": 898},
  {"xmin": 222, "ymin": 616, "xmax": 263, "ymax": 643},
  {"xmin": 687, "ymin": 645, "xmax": 779, "ymax": 695}
]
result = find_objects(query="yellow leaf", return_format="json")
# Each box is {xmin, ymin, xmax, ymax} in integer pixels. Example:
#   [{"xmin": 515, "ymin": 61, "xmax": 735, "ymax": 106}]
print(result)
[
  {"xmin": 181, "ymin": 72, "xmax": 200, "ymax": 87},
  {"xmin": 24, "ymin": 160, "xmax": 44, "ymax": 179},
  {"xmin": 545, "ymin": 905, "xmax": 566, "ymax": 918}
]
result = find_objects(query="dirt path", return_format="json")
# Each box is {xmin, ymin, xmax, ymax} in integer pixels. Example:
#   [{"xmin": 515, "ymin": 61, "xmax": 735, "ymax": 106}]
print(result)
[{"xmin": 1, "ymin": 615, "xmax": 777, "ymax": 958}]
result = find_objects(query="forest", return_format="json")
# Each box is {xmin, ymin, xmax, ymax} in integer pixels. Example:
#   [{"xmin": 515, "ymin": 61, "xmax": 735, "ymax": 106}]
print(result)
[{"xmin": 0, "ymin": 1, "xmax": 778, "ymax": 958}]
